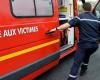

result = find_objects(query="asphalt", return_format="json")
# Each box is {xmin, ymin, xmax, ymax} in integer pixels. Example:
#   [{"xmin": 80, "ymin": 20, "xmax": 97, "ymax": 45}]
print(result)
[{"xmin": 34, "ymin": 45, "xmax": 100, "ymax": 80}]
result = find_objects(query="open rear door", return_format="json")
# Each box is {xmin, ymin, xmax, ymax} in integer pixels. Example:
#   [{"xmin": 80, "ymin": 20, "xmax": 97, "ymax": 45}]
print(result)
[{"xmin": 58, "ymin": 0, "xmax": 75, "ymax": 52}]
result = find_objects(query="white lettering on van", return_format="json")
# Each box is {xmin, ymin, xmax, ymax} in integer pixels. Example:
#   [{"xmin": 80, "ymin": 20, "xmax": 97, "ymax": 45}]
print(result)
[
  {"xmin": 17, "ymin": 26, "xmax": 38, "ymax": 35},
  {"xmin": 0, "ymin": 26, "xmax": 39, "ymax": 38},
  {"xmin": 3, "ymin": 29, "xmax": 16, "ymax": 37}
]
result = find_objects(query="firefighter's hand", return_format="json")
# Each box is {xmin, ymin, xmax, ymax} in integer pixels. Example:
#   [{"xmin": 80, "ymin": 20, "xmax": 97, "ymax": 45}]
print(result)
[{"xmin": 45, "ymin": 28, "xmax": 57, "ymax": 34}]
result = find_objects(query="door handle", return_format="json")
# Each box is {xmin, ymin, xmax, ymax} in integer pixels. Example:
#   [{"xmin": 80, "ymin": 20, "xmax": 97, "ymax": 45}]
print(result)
[{"xmin": 45, "ymin": 31, "xmax": 55, "ymax": 34}]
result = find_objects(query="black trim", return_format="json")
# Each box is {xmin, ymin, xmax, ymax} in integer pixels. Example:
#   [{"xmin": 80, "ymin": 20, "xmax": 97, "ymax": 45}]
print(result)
[
  {"xmin": 34, "ymin": 0, "xmax": 37, "ymax": 16},
  {"xmin": 9, "ymin": 0, "xmax": 54, "ymax": 18},
  {"xmin": 81, "ymin": 0, "xmax": 85, "ymax": 4},
  {"xmin": 0, "ymin": 51, "xmax": 60, "ymax": 80}
]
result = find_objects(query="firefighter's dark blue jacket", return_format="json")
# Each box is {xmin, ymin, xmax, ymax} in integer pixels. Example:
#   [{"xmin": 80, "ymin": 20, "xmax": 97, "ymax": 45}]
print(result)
[{"xmin": 69, "ymin": 12, "xmax": 100, "ymax": 42}]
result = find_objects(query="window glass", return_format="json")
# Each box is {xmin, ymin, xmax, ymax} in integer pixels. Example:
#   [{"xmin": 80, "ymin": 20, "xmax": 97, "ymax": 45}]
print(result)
[
  {"xmin": 11, "ymin": 0, "xmax": 35, "ymax": 17},
  {"xmin": 35, "ymin": 0, "xmax": 53, "ymax": 16},
  {"xmin": 78, "ymin": 0, "xmax": 83, "ymax": 14},
  {"xmin": 95, "ymin": 2, "xmax": 100, "ymax": 18},
  {"xmin": 58, "ymin": 0, "xmax": 74, "ymax": 19}
]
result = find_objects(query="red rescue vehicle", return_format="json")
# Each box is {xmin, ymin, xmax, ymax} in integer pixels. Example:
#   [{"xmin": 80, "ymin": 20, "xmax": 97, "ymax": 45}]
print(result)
[{"xmin": 0, "ymin": 0, "xmax": 99, "ymax": 80}]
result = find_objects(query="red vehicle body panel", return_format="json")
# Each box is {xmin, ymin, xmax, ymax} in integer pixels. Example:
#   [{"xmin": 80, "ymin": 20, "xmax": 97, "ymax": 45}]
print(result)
[
  {"xmin": 0, "ymin": 0, "xmax": 60, "ymax": 79},
  {"xmin": 0, "ymin": 0, "xmax": 81, "ymax": 80}
]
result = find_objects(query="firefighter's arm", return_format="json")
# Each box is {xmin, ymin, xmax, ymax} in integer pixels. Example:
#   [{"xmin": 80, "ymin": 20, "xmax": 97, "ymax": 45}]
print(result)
[
  {"xmin": 57, "ymin": 23, "xmax": 70, "ymax": 30},
  {"xmin": 46, "ymin": 23, "xmax": 70, "ymax": 34},
  {"xmin": 46, "ymin": 17, "xmax": 80, "ymax": 34}
]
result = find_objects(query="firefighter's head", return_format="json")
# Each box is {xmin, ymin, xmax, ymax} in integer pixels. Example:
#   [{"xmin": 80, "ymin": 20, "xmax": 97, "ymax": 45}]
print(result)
[{"xmin": 82, "ymin": 2, "xmax": 92, "ymax": 12}]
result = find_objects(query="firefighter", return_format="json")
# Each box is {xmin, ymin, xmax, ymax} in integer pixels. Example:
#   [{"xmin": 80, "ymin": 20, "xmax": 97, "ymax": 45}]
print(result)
[{"xmin": 47, "ymin": 2, "xmax": 100, "ymax": 80}]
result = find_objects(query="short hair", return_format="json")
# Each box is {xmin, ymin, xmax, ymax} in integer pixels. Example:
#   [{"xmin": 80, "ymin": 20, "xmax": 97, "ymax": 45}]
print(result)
[{"xmin": 82, "ymin": 2, "xmax": 91, "ymax": 11}]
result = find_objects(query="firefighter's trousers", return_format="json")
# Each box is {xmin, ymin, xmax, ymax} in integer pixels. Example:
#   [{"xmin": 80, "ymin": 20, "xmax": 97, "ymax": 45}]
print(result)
[{"xmin": 69, "ymin": 41, "xmax": 99, "ymax": 79}]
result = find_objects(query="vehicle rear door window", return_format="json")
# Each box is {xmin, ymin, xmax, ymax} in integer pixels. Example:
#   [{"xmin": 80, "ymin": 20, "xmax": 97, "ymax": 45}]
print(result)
[
  {"xmin": 11, "ymin": 0, "xmax": 35, "ymax": 17},
  {"xmin": 10, "ymin": 0, "xmax": 53, "ymax": 17},
  {"xmin": 95, "ymin": 2, "xmax": 100, "ymax": 18},
  {"xmin": 35, "ymin": 0, "xmax": 53, "ymax": 16}
]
